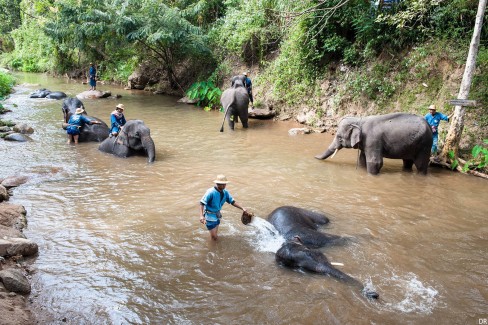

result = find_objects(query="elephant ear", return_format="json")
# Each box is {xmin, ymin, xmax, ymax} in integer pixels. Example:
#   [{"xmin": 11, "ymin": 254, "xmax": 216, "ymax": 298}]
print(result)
[{"xmin": 350, "ymin": 124, "xmax": 361, "ymax": 148}]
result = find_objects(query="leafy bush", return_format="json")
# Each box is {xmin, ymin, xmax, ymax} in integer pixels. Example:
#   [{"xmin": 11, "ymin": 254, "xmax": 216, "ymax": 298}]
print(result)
[
  {"xmin": 186, "ymin": 80, "xmax": 222, "ymax": 110},
  {"xmin": 450, "ymin": 140, "xmax": 488, "ymax": 172},
  {"xmin": 0, "ymin": 71, "xmax": 15, "ymax": 97}
]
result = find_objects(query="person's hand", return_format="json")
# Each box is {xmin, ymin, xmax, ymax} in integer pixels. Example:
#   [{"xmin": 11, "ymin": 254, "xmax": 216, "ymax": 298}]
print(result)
[{"xmin": 199, "ymin": 216, "xmax": 205, "ymax": 224}]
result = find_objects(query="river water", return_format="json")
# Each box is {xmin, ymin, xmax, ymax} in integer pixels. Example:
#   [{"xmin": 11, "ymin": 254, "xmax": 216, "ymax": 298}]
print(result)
[{"xmin": 1, "ymin": 73, "xmax": 486, "ymax": 324}]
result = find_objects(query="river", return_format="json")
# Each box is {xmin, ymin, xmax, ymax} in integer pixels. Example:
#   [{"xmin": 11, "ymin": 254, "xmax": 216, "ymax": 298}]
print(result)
[{"xmin": 1, "ymin": 73, "xmax": 486, "ymax": 324}]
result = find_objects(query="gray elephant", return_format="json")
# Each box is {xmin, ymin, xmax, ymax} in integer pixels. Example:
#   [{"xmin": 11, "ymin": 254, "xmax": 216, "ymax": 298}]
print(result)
[
  {"xmin": 62, "ymin": 97, "xmax": 109, "ymax": 142},
  {"xmin": 268, "ymin": 206, "xmax": 344, "ymax": 248},
  {"xmin": 46, "ymin": 91, "xmax": 67, "ymax": 100},
  {"xmin": 29, "ymin": 89, "xmax": 51, "ymax": 98},
  {"xmin": 276, "ymin": 237, "xmax": 379, "ymax": 299},
  {"xmin": 98, "ymin": 120, "xmax": 156, "ymax": 163},
  {"xmin": 315, "ymin": 113, "xmax": 432, "ymax": 175},
  {"xmin": 269, "ymin": 206, "xmax": 379, "ymax": 299},
  {"xmin": 219, "ymin": 77, "xmax": 250, "ymax": 132}
]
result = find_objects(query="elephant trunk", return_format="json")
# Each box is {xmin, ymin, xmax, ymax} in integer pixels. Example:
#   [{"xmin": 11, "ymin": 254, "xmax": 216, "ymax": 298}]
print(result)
[
  {"xmin": 315, "ymin": 147, "xmax": 340, "ymax": 160},
  {"xmin": 142, "ymin": 135, "xmax": 155, "ymax": 163}
]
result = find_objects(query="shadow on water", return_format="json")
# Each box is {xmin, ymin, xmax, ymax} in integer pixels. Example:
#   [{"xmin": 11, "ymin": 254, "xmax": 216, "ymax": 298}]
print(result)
[{"xmin": 1, "ymin": 73, "xmax": 487, "ymax": 324}]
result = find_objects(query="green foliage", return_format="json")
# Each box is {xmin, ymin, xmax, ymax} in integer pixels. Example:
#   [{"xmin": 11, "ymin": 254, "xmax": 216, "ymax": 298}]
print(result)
[
  {"xmin": 471, "ymin": 46, "xmax": 488, "ymax": 107},
  {"xmin": 209, "ymin": 0, "xmax": 283, "ymax": 63},
  {"xmin": 0, "ymin": 71, "xmax": 15, "ymax": 97},
  {"xmin": 1, "ymin": 19, "xmax": 56, "ymax": 72},
  {"xmin": 461, "ymin": 140, "xmax": 488, "ymax": 172},
  {"xmin": 186, "ymin": 80, "xmax": 222, "ymax": 110}
]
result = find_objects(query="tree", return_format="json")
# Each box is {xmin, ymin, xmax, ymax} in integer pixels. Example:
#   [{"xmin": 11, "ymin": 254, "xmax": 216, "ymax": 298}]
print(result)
[{"xmin": 441, "ymin": 0, "xmax": 487, "ymax": 166}]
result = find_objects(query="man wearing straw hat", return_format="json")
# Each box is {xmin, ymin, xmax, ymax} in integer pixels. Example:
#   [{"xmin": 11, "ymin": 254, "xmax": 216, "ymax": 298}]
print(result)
[
  {"xmin": 424, "ymin": 104, "xmax": 452, "ymax": 154},
  {"xmin": 66, "ymin": 107, "xmax": 102, "ymax": 144},
  {"xmin": 199, "ymin": 175, "xmax": 248, "ymax": 241},
  {"xmin": 110, "ymin": 103, "xmax": 127, "ymax": 137}
]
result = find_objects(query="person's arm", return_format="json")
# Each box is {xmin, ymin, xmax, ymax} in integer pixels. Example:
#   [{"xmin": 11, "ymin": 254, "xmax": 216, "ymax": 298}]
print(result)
[
  {"xmin": 231, "ymin": 201, "xmax": 247, "ymax": 213},
  {"xmin": 199, "ymin": 203, "xmax": 205, "ymax": 224}
]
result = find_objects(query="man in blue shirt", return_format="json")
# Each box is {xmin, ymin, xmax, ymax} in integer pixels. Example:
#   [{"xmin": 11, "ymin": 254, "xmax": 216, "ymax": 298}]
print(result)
[
  {"xmin": 110, "ymin": 103, "xmax": 127, "ymax": 137},
  {"xmin": 66, "ymin": 107, "xmax": 101, "ymax": 144},
  {"xmin": 89, "ymin": 63, "xmax": 97, "ymax": 91},
  {"xmin": 199, "ymin": 175, "xmax": 247, "ymax": 241},
  {"xmin": 243, "ymin": 72, "xmax": 254, "ymax": 109},
  {"xmin": 424, "ymin": 104, "xmax": 452, "ymax": 154}
]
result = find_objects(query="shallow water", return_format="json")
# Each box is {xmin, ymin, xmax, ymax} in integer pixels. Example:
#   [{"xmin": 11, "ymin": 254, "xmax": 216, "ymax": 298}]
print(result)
[{"xmin": 1, "ymin": 73, "xmax": 487, "ymax": 324}]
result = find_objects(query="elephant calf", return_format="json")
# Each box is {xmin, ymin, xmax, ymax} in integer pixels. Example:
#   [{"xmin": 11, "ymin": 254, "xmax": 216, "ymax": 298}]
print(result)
[
  {"xmin": 269, "ymin": 206, "xmax": 379, "ymax": 299},
  {"xmin": 98, "ymin": 120, "xmax": 156, "ymax": 163}
]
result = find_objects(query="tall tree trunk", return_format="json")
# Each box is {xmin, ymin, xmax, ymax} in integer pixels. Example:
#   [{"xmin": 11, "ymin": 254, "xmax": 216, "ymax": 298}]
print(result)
[{"xmin": 441, "ymin": 0, "xmax": 487, "ymax": 159}]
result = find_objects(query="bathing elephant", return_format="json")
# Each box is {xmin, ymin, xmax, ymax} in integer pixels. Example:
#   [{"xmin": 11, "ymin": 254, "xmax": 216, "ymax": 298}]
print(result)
[
  {"xmin": 315, "ymin": 113, "xmax": 432, "ymax": 175},
  {"xmin": 46, "ymin": 91, "xmax": 67, "ymax": 100},
  {"xmin": 268, "ymin": 206, "xmax": 344, "ymax": 248},
  {"xmin": 62, "ymin": 97, "xmax": 109, "ymax": 142},
  {"xmin": 276, "ymin": 237, "xmax": 379, "ymax": 299},
  {"xmin": 219, "ymin": 77, "xmax": 250, "ymax": 132},
  {"xmin": 29, "ymin": 89, "xmax": 51, "ymax": 98},
  {"xmin": 98, "ymin": 120, "xmax": 156, "ymax": 163},
  {"xmin": 269, "ymin": 206, "xmax": 379, "ymax": 299}
]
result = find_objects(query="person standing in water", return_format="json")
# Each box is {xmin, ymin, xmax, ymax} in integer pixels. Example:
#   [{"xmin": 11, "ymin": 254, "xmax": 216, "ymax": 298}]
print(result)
[{"xmin": 199, "ymin": 175, "xmax": 248, "ymax": 241}]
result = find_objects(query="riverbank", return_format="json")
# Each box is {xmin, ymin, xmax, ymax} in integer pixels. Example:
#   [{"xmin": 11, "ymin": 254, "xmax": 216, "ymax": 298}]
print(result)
[{"xmin": 0, "ymin": 177, "xmax": 36, "ymax": 325}]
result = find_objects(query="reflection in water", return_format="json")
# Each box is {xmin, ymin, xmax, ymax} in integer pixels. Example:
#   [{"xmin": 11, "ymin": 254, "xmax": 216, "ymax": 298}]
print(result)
[{"xmin": 1, "ymin": 74, "xmax": 487, "ymax": 324}]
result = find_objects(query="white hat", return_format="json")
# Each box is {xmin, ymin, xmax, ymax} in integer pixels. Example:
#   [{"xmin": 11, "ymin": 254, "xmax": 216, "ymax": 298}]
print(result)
[
  {"xmin": 213, "ymin": 174, "xmax": 230, "ymax": 184},
  {"xmin": 116, "ymin": 103, "xmax": 125, "ymax": 110},
  {"xmin": 242, "ymin": 72, "xmax": 247, "ymax": 76},
  {"xmin": 75, "ymin": 107, "xmax": 85, "ymax": 114}
]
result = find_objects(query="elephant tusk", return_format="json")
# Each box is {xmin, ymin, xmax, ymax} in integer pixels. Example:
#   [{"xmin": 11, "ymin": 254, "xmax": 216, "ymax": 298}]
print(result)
[
  {"xmin": 330, "ymin": 148, "xmax": 339, "ymax": 159},
  {"xmin": 331, "ymin": 262, "xmax": 344, "ymax": 266}
]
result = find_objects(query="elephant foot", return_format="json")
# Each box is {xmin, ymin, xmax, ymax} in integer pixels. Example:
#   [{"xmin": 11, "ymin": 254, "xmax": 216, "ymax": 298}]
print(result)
[{"xmin": 363, "ymin": 288, "xmax": 379, "ymax": 300}]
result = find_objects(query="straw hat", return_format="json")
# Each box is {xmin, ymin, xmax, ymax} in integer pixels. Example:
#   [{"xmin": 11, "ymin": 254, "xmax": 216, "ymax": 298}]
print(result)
[
  {"xmin": 428, "ymin": 104, "xmax": 436, "ymax": 110},
  {"xmin": 75, "ymin": 107, "xmax": 85, "ymax": 114},
  {"xmin": 213, "ymin": 174, "xmax": 229, "ymax": 184},
  {"xmin": 116, "ymin": 103, "xmax": 125, "ymax": 110}
]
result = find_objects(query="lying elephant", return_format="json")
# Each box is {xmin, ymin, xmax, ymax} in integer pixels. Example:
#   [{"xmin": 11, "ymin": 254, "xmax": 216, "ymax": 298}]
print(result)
[
  {"xmin": 98, "ymin": 120, "xmax": 156, "ymax": 163},
  {"xmin": 268, "ymin": 206, "xmax": 378, "ymax": 299},
  {"xmin": 219, "ymin": 77, "xmax": 249, "ymax": 132},
  {"xmin": 276, "ymin": 236, "xmax": 379, "ymax": 299},
  {"xmin": 29, "ymin": 88, "xmax": 51, "ymax": 98},
  {"xmin": 30, "ymin": 89, "xmax": 67, "ymax": 99},
  {"xmin": 62, "ymin": 97, "xmax": 109, "ymax": 142},
  {"xmin": 46, "ymin": 91, "xmax": 67, "ymax": 100},
  {"xmin": 268, "ymin": 206, "xmax": 344, "ymax": 248},
  {"xmin": 315, "ymin": 113, "xmax": 432, "ymax": 175}
]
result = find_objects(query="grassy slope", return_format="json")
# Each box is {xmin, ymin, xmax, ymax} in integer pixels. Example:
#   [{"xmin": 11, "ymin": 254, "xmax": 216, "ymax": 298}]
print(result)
[{"xmin": 251, "ymin": 40, "xmax": 487, "ymax": 153}]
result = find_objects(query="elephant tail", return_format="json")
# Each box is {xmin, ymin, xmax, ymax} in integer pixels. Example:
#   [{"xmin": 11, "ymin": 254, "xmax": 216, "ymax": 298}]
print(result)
[{"xmin": 219, "ymin": 102, "xmax": 232, "ymax": 132}]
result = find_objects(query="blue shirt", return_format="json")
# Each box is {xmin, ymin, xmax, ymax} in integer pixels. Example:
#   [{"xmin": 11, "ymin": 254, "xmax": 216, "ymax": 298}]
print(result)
[
  {"xmin": 200, "ymin": 187, "xmax": 235, "ymax": 221},
  {"xmin": 244, "ymin": 77, "xmax": 252, "ymax": 90},
  {"xmin": 110, "ymin": 113, "xmax": 126, "ymax": 133},
  {"xmin": 68, "ymin": 114, "xmax": 92, "ymax": 127},
  {"xmin": 89, "ymin": 66, "xmax": 96, "ymax": 79},
  {"xmin": 424, "ymin": 112, "xmax": 449, "ymax": 134}
]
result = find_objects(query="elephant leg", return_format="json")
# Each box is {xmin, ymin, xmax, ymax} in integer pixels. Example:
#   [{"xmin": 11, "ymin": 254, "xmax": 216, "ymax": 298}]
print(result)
[
  {"xmin": 358, "ymin": 151, "xmax": 366, "ymax": 168},
  {"xmin": 403, "ymin": 159, "xmax": 414, "ymax": 171},
  {"xmin": 414, "ymin": 155, "xmax": 430, "ymax": 175},
  {"xmin": 365, "ymin": 150, "xmax": 383, "ymax": 175},
  {"xmin": 227, "ymin": 115, "xmax": 235, "ymax": 130},
  {"xmin": 241, "ymin": 117, "xmax": 249, "ymax": 128}
]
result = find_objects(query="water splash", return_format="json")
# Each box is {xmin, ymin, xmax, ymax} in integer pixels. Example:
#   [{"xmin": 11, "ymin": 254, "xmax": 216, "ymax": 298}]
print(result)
[
  {"xmin": 385, "ymin": 273, "xmax": 439, "ymax": 313},
  {"xmin": 246, "ymin": 216, "xmax": 285, "ymax": 253}
]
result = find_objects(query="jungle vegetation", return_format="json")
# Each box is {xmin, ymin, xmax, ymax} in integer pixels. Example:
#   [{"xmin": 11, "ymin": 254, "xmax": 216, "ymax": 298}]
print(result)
[{"xmin": 0, "ymin": 0, "xmax": 486, "ymax": 173}]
